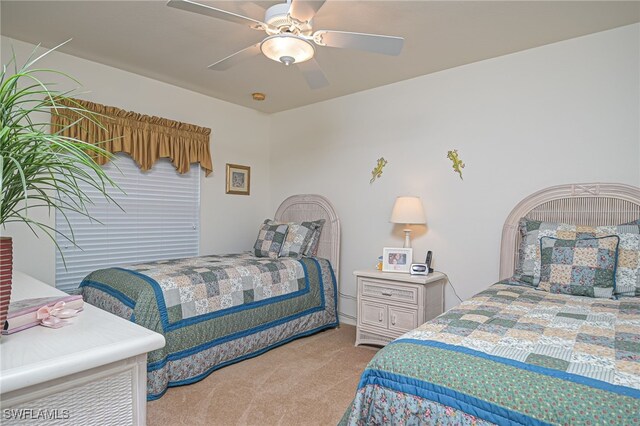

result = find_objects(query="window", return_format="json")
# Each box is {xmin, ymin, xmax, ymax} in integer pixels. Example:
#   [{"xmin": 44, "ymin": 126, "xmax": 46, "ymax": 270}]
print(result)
[{"xmin": 55, "ymin": 153, "xmax": 200, "ymax": 292}]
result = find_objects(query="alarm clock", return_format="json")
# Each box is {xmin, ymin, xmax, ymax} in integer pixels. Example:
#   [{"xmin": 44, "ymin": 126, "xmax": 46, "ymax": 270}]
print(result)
[
  {"xmin": 411, "ymin": 251, "xmax": 434, "ymax": 275},
  {"xmin": 410, "ymin": 263, "xmax": 428, "ymax": 275}
]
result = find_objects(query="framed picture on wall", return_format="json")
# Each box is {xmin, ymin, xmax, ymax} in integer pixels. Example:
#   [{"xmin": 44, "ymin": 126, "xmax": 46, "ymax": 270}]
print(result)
[
  {"xmin": 382, "ymin": 247, "xmax": 413, "ymax": 273},
  {"xmin": 226, "ymin": 163, "xmax": 251, "ymax": 195}
]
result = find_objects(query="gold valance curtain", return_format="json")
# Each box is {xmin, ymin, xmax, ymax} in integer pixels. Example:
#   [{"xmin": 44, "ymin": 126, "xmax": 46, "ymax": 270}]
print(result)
[{"xmin": 51, "ymin": 98, "xmax": 213, "ymax": 176}]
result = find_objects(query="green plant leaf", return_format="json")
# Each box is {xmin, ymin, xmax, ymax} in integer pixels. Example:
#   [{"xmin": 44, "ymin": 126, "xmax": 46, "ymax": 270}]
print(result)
[{"xmin": 1, "ymin": 41, "xmax": 123, "ymax": 258}]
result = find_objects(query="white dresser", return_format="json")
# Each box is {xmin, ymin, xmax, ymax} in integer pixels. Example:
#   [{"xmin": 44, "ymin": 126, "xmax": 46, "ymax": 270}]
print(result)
[
  {"xmin": 354, "ymin": 269, "xmax": 446, "ymax": 347},
  {"xmin": 0, "ymin": 272, "xmax": 165, "ymax": 425}
]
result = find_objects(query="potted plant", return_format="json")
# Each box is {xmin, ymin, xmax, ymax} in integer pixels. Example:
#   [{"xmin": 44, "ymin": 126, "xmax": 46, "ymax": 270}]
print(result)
[{"xmin": 0, "ymin": 41, "xmax": 118, "ymax": 330}]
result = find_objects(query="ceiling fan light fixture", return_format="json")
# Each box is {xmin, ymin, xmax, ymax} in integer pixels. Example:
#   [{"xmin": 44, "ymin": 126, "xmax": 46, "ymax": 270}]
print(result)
[{"xmin": 260, "ymin": 34, "xmax": 314, "ymax": 66}]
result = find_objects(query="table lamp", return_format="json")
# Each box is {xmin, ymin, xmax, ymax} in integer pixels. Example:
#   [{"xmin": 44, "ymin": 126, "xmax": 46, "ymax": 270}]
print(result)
[{"xmin": 390, "ymin": 196, "xmax": 426, "ymax": 248}]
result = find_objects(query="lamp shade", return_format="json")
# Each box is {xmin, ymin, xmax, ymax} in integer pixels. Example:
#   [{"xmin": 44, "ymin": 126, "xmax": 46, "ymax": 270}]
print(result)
[{"xmin": 390, "ymin": 196, "xmax": 426, "ymax": 224}]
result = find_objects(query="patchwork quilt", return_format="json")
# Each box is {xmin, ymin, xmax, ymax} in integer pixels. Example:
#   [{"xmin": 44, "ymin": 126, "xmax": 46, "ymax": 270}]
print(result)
[
  {"xmin": 80, "ymin": 253, "xmax": 338, "ymax": 399},
  {"xmin": 341, "ymin": 283, "xmax": 640, "ymax": 425},
  {"xmin": 125, "ymin": 253, "xmax": 306, "ymax": 320}
]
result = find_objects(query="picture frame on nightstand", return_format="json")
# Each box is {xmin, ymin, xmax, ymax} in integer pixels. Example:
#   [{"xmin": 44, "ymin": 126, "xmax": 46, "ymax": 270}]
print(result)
[{"xmin": 382, "ymin": 247, "xmax": 412, "ymax": 273}]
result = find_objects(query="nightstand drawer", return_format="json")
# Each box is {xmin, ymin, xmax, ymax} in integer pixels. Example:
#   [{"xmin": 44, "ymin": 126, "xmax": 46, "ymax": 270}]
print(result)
[
  {"xmin": 354, "ymin": 269, "xmax": 446, "ymax": 347},
  {"xmin": 361, "ymin": 278, "xmax": 419, "ymax": 305},
  {"xmin": 388, "ymin": 305, "xmax": 419, "ymax": 332},
  {"xmin": 359, "ymin": 300, "xmax": 388, "ymax": 329}
]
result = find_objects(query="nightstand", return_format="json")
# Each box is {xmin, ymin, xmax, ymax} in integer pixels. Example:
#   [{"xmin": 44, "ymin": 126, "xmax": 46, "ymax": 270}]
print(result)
[{"xmin": 354, "ymin": 269, "xmax": 446, "ymax": 347}]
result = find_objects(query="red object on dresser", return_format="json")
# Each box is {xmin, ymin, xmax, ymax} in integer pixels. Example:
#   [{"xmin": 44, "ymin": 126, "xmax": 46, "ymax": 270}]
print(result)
[{"xmin": 0, "ymin": 237, "xmax": 13, "ymax": 333}]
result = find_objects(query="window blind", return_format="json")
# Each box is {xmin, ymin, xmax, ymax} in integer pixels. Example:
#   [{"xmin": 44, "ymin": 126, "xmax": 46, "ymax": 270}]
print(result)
[{"xmin": 55, "ymin": 153, "xmax": 200, "ymax": 292}]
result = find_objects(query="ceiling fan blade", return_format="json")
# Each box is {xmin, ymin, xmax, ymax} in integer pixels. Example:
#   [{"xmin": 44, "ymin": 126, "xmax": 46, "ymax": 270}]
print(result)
[
  {"xmin": 314, "ymin": 30, "xmax": 404, "ymax": 56},
  {"xmin": 297, "ymin": 58, "xmax": 329, "ymax": 90},
  {"xmin": 167, "ymin": 0, "xmax": 273, "ymax": 31},
  {"xmin": 288, "ymin": 0, "xmax": 326, "ymax": 23},
  {"xmin": 208, "ymin": 43, "xmax": 262, "ymax": 71}
]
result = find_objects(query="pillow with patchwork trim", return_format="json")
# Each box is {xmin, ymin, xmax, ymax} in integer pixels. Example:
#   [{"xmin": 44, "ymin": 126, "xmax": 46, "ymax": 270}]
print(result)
[
  {"xmin": 266, "ymin": 219, "xmax": 322, "ymax": 258},
  {"xmin": 614, "ymin": 231, "xmax": 640, "ymax": 297},
  {"xmin": 538, "ymin": 235, "xmax": 619, "ymax": 298},
  {"xmin": 514, "ymin": 218, "xmax": 639, "ymax": 296},
  {"xmin": 304, "ymin": 219, "xmax": 326, "ymax": 257},
  {"xmin": 617, "ymin": 218, "xmax": 640, "ymax": 296},
  {"xmin": 253, "ymin": 220, "xmax": 289, "ymax": 259}
]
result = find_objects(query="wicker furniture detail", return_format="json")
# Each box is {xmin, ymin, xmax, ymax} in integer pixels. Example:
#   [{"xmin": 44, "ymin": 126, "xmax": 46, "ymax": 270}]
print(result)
[
  {"xmin": 361, "ymin": 282, "xmax": 418, "ymax": 304},
  {"xmin": 3, "ymin": 365, "xmax": 136, "ymax": 426},
  {"xmin": 354, "ymin": 270, "xmax": 446, "ymax": 347},
  {"xmin": 0, "ymin": 272, "xmax": 165, "ymax": 426},
  {"xmin": 275, "ymin": 194, "xmax": 340, "ymax": 281},
  {"xmin": 499, "ymin": 182, "xmax": 640, "ymax": 280}
]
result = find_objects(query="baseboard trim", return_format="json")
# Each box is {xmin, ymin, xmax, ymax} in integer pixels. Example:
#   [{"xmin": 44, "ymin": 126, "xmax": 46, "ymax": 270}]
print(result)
[{"xmin": 338, "ymin": 314, "xmax": 356, "ymax": 326}]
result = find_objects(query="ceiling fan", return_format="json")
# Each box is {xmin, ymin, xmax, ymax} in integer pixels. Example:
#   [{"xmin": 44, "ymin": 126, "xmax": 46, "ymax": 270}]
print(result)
[{"xmin": 166, "ymin": 0, "xmax": 404, "ymax": 90}]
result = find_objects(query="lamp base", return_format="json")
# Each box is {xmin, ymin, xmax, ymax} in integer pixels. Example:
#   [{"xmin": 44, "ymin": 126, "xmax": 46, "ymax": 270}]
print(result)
[{"xmin": 403, "ymin": 229, "xmax": 412, "ymax": 248}]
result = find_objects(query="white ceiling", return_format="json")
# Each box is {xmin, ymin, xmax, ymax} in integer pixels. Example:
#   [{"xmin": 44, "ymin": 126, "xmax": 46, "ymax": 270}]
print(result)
[{"xmin": 2, "ymin": 1, "xmax": 639, "ymax": 113}]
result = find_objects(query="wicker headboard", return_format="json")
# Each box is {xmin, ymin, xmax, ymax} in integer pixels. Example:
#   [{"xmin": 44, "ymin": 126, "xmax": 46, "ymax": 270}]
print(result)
[
  {"xmin": 499, "ymin": 182, "xmax": 640, "ymax": 280},
  {"xmin": 275, "ymin": 194, "xmax": 341, "ymax": 283}
]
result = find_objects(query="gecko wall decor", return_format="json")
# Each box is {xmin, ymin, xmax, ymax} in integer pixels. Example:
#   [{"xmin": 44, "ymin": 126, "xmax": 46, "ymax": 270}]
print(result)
[
  {"xmin": 447, "ymin": 149, "xmax": 465, "ymax": 180},
  {"xmin": 370, "ymin": 157, "xmax": 388, "ymax": 183}
]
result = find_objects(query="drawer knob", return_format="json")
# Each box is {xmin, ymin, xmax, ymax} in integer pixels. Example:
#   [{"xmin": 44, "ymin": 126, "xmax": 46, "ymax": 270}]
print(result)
[
  {"xmin": 378, "ymin": 312, "xmax": 383, "ymax": 322},
  {"xmin": 391, "ymin": 314, "xmax": 397, "ymax": 325},
  {"xmin": 381, "ymin": 291, "xmax": 392, "ymax": 296}
]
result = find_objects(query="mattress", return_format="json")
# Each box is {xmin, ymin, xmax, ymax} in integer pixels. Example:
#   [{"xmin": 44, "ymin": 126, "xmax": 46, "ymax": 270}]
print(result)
[
  {"xmin": 80, "ymin": 253, "xmax": 338, "ymax": 399},
  {"xmin": 341, "ymin": 282, "xmax": 640, "ymax": 425}
]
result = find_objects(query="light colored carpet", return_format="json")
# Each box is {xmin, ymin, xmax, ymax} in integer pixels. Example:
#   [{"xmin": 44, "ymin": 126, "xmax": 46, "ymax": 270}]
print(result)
[{"xmin": 147, "ymin": 325, "xmax": 378, "ymax": 426}]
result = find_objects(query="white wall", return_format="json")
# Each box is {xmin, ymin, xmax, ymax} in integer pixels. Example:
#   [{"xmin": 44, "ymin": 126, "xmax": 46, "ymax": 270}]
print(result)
[
  {"xmin": 1, "ymin": 36, "xmax": 273, "ymax": 285},
  {"xmin": 269, "ymin": 24, "xmax": 640, "ymax": 320},
  {"xmin": 3, "ymin": 24, "xmax": 639, "ymax": 319}
]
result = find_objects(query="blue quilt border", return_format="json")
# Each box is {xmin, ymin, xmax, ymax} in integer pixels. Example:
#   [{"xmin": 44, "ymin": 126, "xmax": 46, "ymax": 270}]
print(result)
[
  {"xmin": 112, "ymin": 260, "xmax": 312, "ymax": 332},
  {"xmin": 391, "ymin": 338, "xmax": 640, "ymax": 399},
  {"xmin": 148, "ymin": 320, "xmax": 338, "ymax": 400},
  {"xmin": 358, "ymin": 369, "xmax": 549, "ymax": 426},
  {"xmin": 80, "ymin": 256, "xmax": 338, "ymax": 399},
  {"xmin": 146, "ymin": 257, "xmax": 330, "ymax": 370},
  {"xmin": 146, "ymin": 257, "xmax": 337, "ymax": 399},
  {"xmin": 80, "ymin": 280, "xmax": 136, "ymax": 310}
]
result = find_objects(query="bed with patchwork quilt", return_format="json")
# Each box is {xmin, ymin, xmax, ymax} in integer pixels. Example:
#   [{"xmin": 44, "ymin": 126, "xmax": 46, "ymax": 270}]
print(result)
[
  {"xmin": 341, "ymin": 282, "xmax": 640, "ymax": 425},
  {"xmin": 80, "ymin": 253, "xmax": 338, "ymax": 400},
  {"xmin": 342, "ymin": 183, "xmax": 640, "ymax": 425}
]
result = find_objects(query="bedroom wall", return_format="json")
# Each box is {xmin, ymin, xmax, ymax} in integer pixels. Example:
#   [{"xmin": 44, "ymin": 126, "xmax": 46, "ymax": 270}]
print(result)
[
  {"xmin": 268, "ymin": 24, "xmax": 640, "ymax": 322},
  {"xmin": 1, "ymin": 36, "xmax": 273, "ymax": 286}
]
